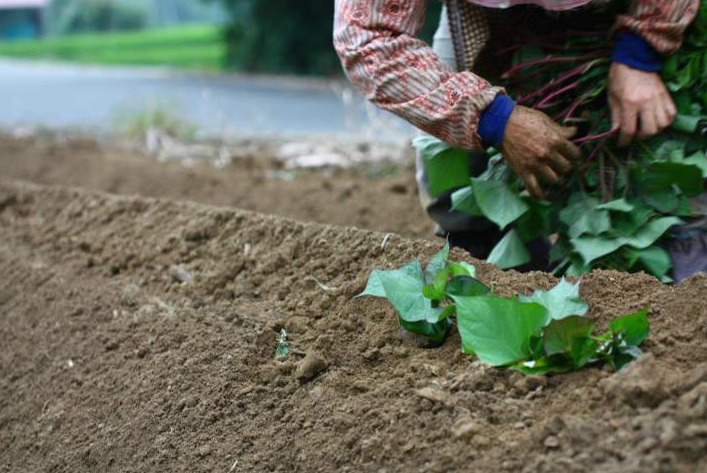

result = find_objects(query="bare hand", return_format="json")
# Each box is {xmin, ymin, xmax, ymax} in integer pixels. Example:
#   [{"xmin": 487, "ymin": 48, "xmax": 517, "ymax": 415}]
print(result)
[
  {"xmin": 608, "ymin": 62, "xmax": 677, "ymax": 147},
  {"xmin": 501, "ymin": 105, "xmax": 581, "ymax": 200}
]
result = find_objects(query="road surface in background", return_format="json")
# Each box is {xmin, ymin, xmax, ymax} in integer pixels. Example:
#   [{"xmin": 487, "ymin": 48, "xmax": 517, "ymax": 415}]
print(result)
[{"xmin": 0, "ymin": 59, "xmax": 413, "ymax": 141}]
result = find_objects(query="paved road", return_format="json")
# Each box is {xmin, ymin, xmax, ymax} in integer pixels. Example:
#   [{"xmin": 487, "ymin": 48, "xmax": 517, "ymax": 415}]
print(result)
[{"xmin": 0, "ymin": 59, "xmax": 412, "ymax": 140}]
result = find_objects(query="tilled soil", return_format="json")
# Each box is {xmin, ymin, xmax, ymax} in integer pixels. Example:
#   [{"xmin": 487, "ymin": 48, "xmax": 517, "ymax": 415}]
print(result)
[
  {"xmin": 0, "ymin": 134, "xmax": 433, "ymax": 239},
  {"xmin": 1, "ymin": 180, "xmax": 706, "ymax": 473}
]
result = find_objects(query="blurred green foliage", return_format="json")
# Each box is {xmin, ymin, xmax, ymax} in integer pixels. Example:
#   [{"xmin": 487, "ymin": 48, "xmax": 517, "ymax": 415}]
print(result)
[
  {"xmin": 45, "ymin": 0, "xmax": 150, "ymax": 35},
  {"xmin": 0, "ymin": 24, "xmax": 225, "ymax": 70},
  {"xmin": 44, "ymin": 0, "xmax": 226, "ymax": 35},
  {"xmin": 218, "ymin": 0, "xmax": 442, "ymax": 76}
]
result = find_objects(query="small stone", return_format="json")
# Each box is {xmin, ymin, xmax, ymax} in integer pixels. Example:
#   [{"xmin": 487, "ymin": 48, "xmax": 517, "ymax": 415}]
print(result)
[
  {"xmin": 414, "ymin": 386, "xmax": 449, "ymax": 403},
  {"xmin": 294, "ymin": 352, "xmax": 327, "ymax": 382},
  {"xmin": 451, "ymin": 417, "xmax": 481, "ymax": 439},
  {"xmin": 285, "ymin": 316, "xmax": 310, "ymax": 334},
  {"xmin": 198, "ymin": 445, "xmax": 211, "ymax": 457},
  {"xmin": 472, "ymin": 434, "xmax": 490, "ymax": 447},
  {"xmin": 169, "ymin": 265, "xmax": 193, "ymax": 283},
  {"xmin": 310, "ymin": 386, "xmax": 324, "ymax": 400},
  {"xmin": 544, "ymin": 435, "xmax": 560, "ymax": 448}
]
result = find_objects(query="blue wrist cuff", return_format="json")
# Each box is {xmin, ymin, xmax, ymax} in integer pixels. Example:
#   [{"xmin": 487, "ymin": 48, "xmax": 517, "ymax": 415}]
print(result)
[
  {"xmin": 612, "ymin": 32, "xmax": 662, "ymax": 73},
  {"xmin": 478, "ymin": 94, "xmax": 515, "ymax": 148}
]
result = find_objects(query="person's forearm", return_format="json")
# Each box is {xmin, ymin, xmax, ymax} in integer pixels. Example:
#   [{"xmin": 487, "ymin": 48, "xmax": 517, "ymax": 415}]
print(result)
[
  {"xmin": 334, "ymin": 0, "xmax": 504, "ymax": 151},
  {"xmin": 613, "ymin": 0, "xmax": 699, "ymax": 56}
]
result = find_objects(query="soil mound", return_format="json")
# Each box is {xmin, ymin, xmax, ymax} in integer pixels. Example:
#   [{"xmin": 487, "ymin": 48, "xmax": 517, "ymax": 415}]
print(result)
[
  {"xmin": 0, "ymin": 134, "xmax": 433, "ymax": 239},
  {"xmin": 1, "ymin": 180, "xmax": 706, "ymax": 473}
]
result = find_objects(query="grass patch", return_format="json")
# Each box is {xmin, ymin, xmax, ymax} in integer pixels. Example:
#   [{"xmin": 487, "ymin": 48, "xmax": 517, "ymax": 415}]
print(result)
[{"xmin": 0, "ymin": 24, "xmax": 227, "ymax": 71}]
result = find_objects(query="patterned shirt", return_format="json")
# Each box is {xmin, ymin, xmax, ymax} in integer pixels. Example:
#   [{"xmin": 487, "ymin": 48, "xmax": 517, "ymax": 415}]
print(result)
[{"xmin": 333, "ymin": 0, "xmax": 700, "ymax": 152}]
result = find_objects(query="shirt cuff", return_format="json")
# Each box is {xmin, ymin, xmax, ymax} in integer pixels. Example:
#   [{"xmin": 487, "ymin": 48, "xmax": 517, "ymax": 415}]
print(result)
[
  {"xmin": 478, "ymin": 93, "xmax": 515, "ymax": 148},
  {"xmin": 612, "ymin": 32, "xmax": 662, "ymax": 73}
]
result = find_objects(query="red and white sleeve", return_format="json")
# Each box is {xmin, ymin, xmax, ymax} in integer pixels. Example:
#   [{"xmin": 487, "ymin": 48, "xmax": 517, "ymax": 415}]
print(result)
[
  {"xmin": 334, "ymin": 0, "xmax": 504, "ymax": 151},
  {"xmin": 614, "ymin": 0, "xmax": 700, "ymax": 55}
]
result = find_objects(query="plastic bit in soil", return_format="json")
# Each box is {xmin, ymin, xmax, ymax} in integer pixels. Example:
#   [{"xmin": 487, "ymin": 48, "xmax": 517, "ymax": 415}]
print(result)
[{"xmin": 275, "ymin": 329, "xmax": 290, "ymax": 360}]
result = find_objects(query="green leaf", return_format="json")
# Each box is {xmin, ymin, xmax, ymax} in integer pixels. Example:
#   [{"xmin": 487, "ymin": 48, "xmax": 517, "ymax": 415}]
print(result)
[
  {"xmin": 425, "ymin": 241, "xmax": 450, "ymax": 284},
  {"xmin": 559, "ymin": 194, "xmax": 598, "ymax": 227},
  {"xmin": 634, "ymin": 246, "xmax": 672, "ymax": 279},
  {"xmin": 568, "ymin": 208, "xmax": 611, "ymax": 239},
  {"xmin": 434, "ymin": 304, "xmax": 457, "ymax": 322},
  {"xmin": 445, "ymin": 276, "xmax": 491, "ymax": 298},
  {"xmin": 453, "ymin": 296, "xmax": 548, "ymax": 366},
  {"xmin": 638, "ymin": 162, "xmax": 704, "ymax": 197},
  {"xmin": 416, "ymin": 139, "xmax": 471, "ymax": 197},
  {"xmin": 542, "ymin": 316, "xmax": 597, "ymax": 367},
  {"xmin": 570, "ymin": 234, "xmax": 627, "ymax": 266},
  {"xmin": 611, "ymin": 206, "xmax": 654, "ymax": 237},
  {"xmin": 609, "ymin": 309, "xmax": 649, "ymax": 346},
  {"xmin": 596, "ymin": 198, "xmax": 634, "ymax": 213},
  {"xmin": 642, "ymin": 188, "xmax": 680, "ymax": 214},
  {"xmin": 671, "ymin": 114, "xmax": 704, "ymax": 133},
  {"xmin": 411, "ymin": 135, "xmax": 450, "ymax": 159},
  {"xmin": 471, "ymin": 178, "xmax": 529, "ymax": 230},
  {"xmin": 519, "ymin": 278, "xmax": 588, "ymax": 323},
  {"xmin": 513, "ymin": 357, "xmax": 574, "ymax": 375},
  {"xmin": 399, "ymin": 317, "xmax": 451, "ymax": 345},
  {"xmin": 359, "ymin": 261, "xmax": 442, "ymax": 324},
  {"xmin": 683, "ymin": 151, "xmax": 707, "ymax": 178},
  {"xmin": 424, "ymin": 268, "xmax": 450, "ymax": 301},
  {"xmin": 516, "ymin": 198, "xmax": 557, "ymax": 241},
  {"xmin": 448, "ymin": 261, "xmax": 476, "ymax": 278},
  {"xmin": 451, "ymin": 186, "xmax": 482, "ymax": 216},
  {"xmin": 654, "ymin": 140, "xmax": 685, "ymax": 160},
  {"xmin": 487, "ymin": 230, "xmax": 531, "ymax": 269},
  {"xmin": 358, "ymin": 269, "xmax": 386, "ymax": 298},
  {"xmin": 627, "ymin": 216, "xmax": 683, "ymax": 249}
]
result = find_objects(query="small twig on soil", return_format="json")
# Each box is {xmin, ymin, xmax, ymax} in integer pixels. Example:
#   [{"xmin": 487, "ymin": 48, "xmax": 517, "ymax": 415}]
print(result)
[
  {"xmin": 312, "ymin": 277, "xmax": 339, "ymax": 292},
  {"xmin": 381, "ymin": 233, "xmax": 392, "ymax": 250}
]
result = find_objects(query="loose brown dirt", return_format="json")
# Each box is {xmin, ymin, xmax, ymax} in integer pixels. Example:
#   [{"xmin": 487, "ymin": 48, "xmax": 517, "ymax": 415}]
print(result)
[
  {"xmin": 0, "ymin": 134, "xmax": 433, "ymax": 239},
  {"xmin": 1, "ymin": 179, "xmax": 707, "ymax": 473}
]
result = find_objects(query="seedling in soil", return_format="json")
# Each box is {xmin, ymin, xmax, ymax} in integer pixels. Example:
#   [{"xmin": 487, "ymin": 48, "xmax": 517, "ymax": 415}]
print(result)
[{"xmin": 359, "ymin": 243, "xmax": 649, "ymax": 375}]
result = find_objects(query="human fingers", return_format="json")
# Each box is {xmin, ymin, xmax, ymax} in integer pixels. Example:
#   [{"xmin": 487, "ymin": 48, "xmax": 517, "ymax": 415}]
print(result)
[
  {"xmin": 663, "ymin": 95, "xmax": 677, "ymax": 127},
  {"xmin": 555, "ymin": 134, "xmax": 582, "ymax": 162},
  {"xmin": 618, "ymin": 104, "xmax": 638, "ymax": 147},
  {"xmin": 637, "ymin": 106, "xmax": 658, "ymax": 140},
  {"xmin": 558, "ymin": 125, "xmax": 577, "ymax": 140},
  {"xmin": 609, "ymin": 96, "xmax": 620, "ymax": 132},
  {"xmin": 655, "ymin": 102, "xmax": 671, "ymax": 131},
  {"xmin": 535, "ymin": 164, "xmax": 560, "ymax": 184},
  {"xmin": 546, "ymin": 150, "xmax": 572, "ymax": 175},
  {"xmin": 522, "ymin": 173, "xmax": 544, "ymax": 200}
]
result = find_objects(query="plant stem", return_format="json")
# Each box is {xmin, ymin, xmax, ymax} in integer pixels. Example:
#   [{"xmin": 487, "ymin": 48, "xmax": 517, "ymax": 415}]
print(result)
[
  {"xmin": 517, "ymin": 63, "xmax": 587, "ymax": 105},
  {"xmin": 501, "ymin": 52, "xmax": 606, "ymax": 79},
  {"xmin": 535, "ymin": 82, "xmax": 579, "ymax": 108},
  {"xmin": 573, "ymin": 128, "xmax": 617, "ymax": 144}
]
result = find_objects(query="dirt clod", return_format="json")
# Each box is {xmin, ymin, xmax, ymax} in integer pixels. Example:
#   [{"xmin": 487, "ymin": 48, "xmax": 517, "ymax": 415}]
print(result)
[
  {"xmin": 294, "ymin": 352, "xmax": 327, "ymax": 382},
  {"xmin": 451, "ymin": 416, "xmax": 482, "ymax": 439}
]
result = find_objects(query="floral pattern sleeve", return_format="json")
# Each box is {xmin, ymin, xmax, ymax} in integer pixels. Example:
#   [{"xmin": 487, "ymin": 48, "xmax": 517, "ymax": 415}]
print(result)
[
  {"xmin": 614, "ymin": 0, "xmax": 700, "ymax": 55},
  {"xmin": 333, "ymin": 0, "xmax": 504, "ymax": 151}
]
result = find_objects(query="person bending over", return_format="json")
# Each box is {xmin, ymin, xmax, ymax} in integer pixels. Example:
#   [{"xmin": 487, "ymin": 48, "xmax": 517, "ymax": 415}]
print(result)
[{"xmin": 333, "ymin": 0, "xmax": 698, "ymax": 271}]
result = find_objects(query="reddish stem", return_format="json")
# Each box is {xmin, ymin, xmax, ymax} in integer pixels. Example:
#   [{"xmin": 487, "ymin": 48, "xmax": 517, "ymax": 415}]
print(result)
[
  {"xmin": 518, "ymin": 64, "xmax": 586, "ymax": 105},
  {"xmin": 535, "ymin": 82, "xmax": 579, "ymax": 109},
  {"xmin": 501, "ymin": 52, "xmax": 606, "ymax": 79},
  {"xmin": 559, "ymin": 95, "xmax": 589, "ymax": 122},
  {"xmin": 573, "ymin": 128, "xmax": 617, "ymax": 144}
]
